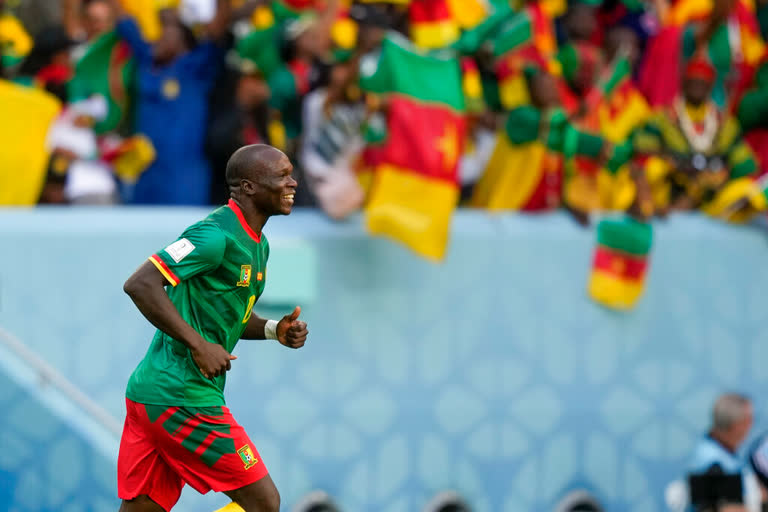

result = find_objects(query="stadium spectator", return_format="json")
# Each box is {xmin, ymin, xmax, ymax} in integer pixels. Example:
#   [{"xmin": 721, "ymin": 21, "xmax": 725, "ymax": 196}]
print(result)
[
  {"xmin": 299, "ymin": 55, "xmax": 366, "ymax": 220},
  {"xmin": 738, "ymin": 57, "xmax": 768, "ymax": 175},
  {"xmin": 686, "ymin": 393, "xmax": 762, "ymax": 511},
  {"xmin": 108, "ymin": 0, "xmax": 231, "ymax": 205},
  {"xmin": 15, "ymin": 24, "xmax": 77, "ymax": 102},
  {"xmin": 570, "ymin": 25, "xmax": 651, "ymax": 215},
  {"xmin": 0, "ymin": 0, "xmax": 33, "ymax": 75},
  {"xmin": 12, "ymin": 0, "xmax": 61, "ymax": 36},
  {"xmin": 458, "ymin": 109, "xmax": 497, "ymax": 202},
  {"xmin": 749, "ymin": 432, "xmax": 768, "ymax": 506},
  {"xmin": 632, "ymin": 54, "xmax": 760, "ymax": 219},
  {"xmin": 64, "ymin": 0, "xmax": 116, "ymax": 43},
  {"xmin": 206, "ymin": 48, "xmax": 272, "ymax": 205},
  {"xmin": 1, "ymin": 0, "xmax": 767, "ymax": 218},
  {"xmin": 563, "ymin": 1, "xmax": 599, "ymax": 44},
  {"xmin": 470, "ymin": 67, "xmax": 613, "ymax": 225},
  {"xmin": 43, "ymin": 94, "xmax": 116, "ymax": 204},
  {"xmin": 680, "ymin": 0, "xmax": 765, "ymax": 110}
]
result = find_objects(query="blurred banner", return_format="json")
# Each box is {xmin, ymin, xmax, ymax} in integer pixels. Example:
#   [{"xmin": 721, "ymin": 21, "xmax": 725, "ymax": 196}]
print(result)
[{"xmin": 0, "ymin": 80, "xmax": 61, "ymax": 205}]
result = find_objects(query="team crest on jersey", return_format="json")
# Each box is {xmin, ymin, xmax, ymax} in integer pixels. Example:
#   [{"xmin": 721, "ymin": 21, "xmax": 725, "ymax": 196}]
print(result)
[
  {"xmin": 237, "ymin": 444, "xmax": 258, "ymax": 469},
  {"xmin": 237, "ymin": 265, "xmax": 252, "ymax": 287}
]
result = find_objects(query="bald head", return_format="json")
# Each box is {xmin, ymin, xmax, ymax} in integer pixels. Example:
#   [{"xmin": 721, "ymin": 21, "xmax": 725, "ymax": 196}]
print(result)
[
  {"xmin": 226, "ymin": 144, "xmax": 288, "ymax": 188},
  {"xmin": 226, "ymin": 144, "xmax": 297, "ymax": 218}
]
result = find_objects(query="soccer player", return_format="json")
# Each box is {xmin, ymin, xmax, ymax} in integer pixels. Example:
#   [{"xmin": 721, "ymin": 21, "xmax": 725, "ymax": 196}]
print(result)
[{"xmin": 118, "ymin": 145, "xmax": 308, "ymax": 512}]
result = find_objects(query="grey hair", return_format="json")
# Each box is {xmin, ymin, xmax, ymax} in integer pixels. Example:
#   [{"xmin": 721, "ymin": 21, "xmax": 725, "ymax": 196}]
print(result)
[{"xmin": 712, "ymin": 393, "xmax": 751, "ymax": 431}]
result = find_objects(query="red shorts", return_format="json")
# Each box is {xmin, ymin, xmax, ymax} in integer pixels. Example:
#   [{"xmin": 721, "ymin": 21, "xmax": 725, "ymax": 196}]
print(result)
[{"xmin": 118, "ymin": 398, "xmax": 268, "ymax": 511}]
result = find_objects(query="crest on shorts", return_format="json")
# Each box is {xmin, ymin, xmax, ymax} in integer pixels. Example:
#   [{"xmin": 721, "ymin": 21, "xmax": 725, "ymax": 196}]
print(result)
[
  {"xmin": 237, "ymin": 444, "xmax": 258, "ymax": 470},
  {"xmin": 237, "ymin": 265, "xmax": 252, "ymax": 287}
]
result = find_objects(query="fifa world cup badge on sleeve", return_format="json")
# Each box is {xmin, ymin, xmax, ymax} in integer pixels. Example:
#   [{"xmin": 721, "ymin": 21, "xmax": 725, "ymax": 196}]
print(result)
[
  {"xmin": 166, "ymin": 238, "xmax": 195, "ymax": 262},
  {"xmin": 237, "ymin": 444, "xmax": 258, "ymax": 469},
  {"xmin": 237, "ymin": 265, "xmax": 252, "ymax": 287}
]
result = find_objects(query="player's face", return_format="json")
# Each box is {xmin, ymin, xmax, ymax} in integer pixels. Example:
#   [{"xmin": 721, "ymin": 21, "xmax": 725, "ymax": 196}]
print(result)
[{"xmin": 263, "ymin": 155, "xmax": 297, "ymax": 216}]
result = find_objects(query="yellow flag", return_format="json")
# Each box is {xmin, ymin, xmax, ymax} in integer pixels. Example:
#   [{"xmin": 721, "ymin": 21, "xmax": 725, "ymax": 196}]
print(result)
[
  {"xmin": 447, "ymin": 0, "xmax": 488, "ymax": 29},
  {"xmin": 470, "ymin": 134, "xmax": 549, "ymax": 210},
  {"xmin": 0, "ymin": 80, "xmax": 62, "ymax": 205},
  {"xmin": 0, "ymin": 13, "xmax": 33, "ymax": 63},
  {"xmin": 120, "ymin": 0, "xmax": 171, "ymax": 40}
]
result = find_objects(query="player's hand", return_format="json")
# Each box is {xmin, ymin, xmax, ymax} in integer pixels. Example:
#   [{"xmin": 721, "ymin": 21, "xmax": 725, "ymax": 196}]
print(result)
[
  {"xmin": 191, "ymin": 341, "xmax": 237, "ymax": 379},
  {"xmin": 277, "ymin": 306, "xmax": 309, "ymax": 349}
]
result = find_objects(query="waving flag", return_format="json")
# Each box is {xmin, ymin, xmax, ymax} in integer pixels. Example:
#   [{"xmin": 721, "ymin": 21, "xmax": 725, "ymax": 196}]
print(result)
[
  {"xmin": 409, "ymin": 0, "xmax": 461, "ymax": 49},
  {"xmin": 360, "ymin": 35, "xmax": 466, "ymax": 260},
  {"xmin": 69, "ymin": 31, "xmax": 135, "ymax": 134},
  {"xmin": 588, "ymin": 217, "xmax": 653, "ymax": 310},
  {"xmin": 0, "ymin": 80, "xmax": 61, "ymax": 205}
]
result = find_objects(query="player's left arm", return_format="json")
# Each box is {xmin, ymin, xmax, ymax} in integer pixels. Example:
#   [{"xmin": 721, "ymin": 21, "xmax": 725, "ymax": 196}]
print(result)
[{"xmin": 242, "ymin": 306, "xmax": 308, "ymax": 349}]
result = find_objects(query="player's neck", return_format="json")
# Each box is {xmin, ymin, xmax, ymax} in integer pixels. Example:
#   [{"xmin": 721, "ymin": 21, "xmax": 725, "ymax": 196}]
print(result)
[
  {"xmin": 229, "ymin": 198, "xmax": 267, "ymax": 237},
  {"xmin": 241, "ymin": 206, "xmax": 268, "ymax": 236}
]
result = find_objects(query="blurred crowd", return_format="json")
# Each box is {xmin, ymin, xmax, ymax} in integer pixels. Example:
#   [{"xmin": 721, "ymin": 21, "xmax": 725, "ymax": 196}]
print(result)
[{"xmin": 1, "ymin": 0, "xmax": 768, "ymax": 223}]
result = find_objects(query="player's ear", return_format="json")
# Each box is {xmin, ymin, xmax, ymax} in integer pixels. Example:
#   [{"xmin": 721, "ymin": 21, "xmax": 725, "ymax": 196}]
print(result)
[{"xmin": 241, "ymin": 179, "xmax": 256, "ymax": 195}]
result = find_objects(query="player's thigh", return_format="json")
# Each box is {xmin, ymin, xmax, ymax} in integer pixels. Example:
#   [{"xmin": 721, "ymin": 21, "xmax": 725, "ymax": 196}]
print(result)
[{"xmin": 223, "ymin": 474, "xmax": 280, "ymax": 512}]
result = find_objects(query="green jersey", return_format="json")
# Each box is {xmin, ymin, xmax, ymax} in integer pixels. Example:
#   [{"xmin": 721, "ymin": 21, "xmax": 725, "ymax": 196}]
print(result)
[{"xmin": 126, "ymin": 200, "xmax": 269, "ymax": 407}]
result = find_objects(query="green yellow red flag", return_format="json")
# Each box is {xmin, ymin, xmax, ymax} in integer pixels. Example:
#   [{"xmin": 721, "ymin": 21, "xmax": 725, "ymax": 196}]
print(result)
[
  {"xmin": 447, "ymin": 0, "xmax": 489, "ymax": 29},
  {"xmin": 588, "ymin": 217, "xmax": 653, "ymax": 310},
  {"xmin": 409, "ymin": 0, "xmax": 461, "ymax": 49},
  {"xmin": 360, "ymin": 35, "xmax": 466, "ymax": 260}
]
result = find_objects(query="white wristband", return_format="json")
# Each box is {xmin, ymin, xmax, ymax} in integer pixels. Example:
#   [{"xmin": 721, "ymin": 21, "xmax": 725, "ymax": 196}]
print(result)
[{"xmin": 265, "ymin": 319, "xmax": 279, "ymax": 340}]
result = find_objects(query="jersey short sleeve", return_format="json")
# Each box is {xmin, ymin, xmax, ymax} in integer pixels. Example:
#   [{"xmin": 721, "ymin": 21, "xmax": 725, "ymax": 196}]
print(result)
[{"xmin": 149, "ymin": 222, "xmax": 226, "ymax": 286}]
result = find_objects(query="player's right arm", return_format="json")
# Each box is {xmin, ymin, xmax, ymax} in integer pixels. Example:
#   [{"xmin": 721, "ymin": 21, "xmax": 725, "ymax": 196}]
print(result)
[
  {"xmin": 123, "ymin": 223, "xmax": 235, "ymax": 379},
  {"xmin": 123, "ymin": 262, "xmax": 235, "ymax": 378}
]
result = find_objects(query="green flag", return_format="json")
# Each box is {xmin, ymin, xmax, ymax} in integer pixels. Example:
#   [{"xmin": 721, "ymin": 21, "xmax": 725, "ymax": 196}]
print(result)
[{"xmin": 68, "ymin": 31, "xmax": 135, "ymax": 134}]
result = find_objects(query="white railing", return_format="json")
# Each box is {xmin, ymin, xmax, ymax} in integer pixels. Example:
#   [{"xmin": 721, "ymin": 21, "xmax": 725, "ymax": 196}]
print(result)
[{"xmin": 0, "ymin": 326, "xmax": 122, "ymax": 438}]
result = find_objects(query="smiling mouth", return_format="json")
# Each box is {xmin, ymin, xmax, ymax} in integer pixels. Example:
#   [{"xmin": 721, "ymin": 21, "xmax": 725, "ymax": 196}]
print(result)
[{"xmin": 283, "ymin": 194, "xmax": 295, "ymax": 204}]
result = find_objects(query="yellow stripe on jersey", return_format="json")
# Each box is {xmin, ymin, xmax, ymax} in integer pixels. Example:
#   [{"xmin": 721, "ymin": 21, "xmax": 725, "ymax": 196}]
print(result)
[{"xmin": 148, "ymin": 254, "xmax": 180, "ymax": 287}]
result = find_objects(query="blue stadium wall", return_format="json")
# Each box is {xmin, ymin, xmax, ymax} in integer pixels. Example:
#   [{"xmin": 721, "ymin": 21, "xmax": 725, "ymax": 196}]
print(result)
[{"xmin": 1, "ymin": 208, "xmax": 767, "ymax": 512}]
